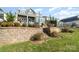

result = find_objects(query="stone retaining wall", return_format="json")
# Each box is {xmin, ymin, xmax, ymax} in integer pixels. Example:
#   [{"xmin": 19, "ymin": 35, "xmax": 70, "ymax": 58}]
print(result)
[{"xmin": 0, "ymin": 27, "xmax": 43, "ymax": 45}]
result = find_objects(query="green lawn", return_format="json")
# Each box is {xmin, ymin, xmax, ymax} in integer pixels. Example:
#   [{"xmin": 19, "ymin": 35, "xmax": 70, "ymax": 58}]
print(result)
[{"xmin": 0, "ymin": 28, "xmax": 79, "ymax": 52}]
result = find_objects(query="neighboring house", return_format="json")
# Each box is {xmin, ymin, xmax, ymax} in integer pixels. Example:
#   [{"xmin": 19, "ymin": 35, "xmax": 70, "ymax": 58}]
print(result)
[
  {"xmin": 0, "ymin": 10, "xmax": 6, "ymax": 22},
  {"xmin": 15, "ymin": 8, "xmax": 47, "ymax": 26},
  {"xmin": 59, "ymin": 16, "xmax": 79, "ymax": 27}
]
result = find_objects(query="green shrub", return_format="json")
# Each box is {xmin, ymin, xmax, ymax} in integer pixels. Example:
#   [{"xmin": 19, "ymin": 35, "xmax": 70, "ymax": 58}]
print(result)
[
  {"xmin": 1, "ymin": 22, "xmax": 7, "ymax": 27},
  {"xmin": 1, "ymin": 22, "xmax": 14, "ymax": 27},
  {"xmin": 28, "ymin": 24, "xmax": 35, "ymax": 27},
  {"xmin": 14, "ymin": 22, "xmax": 21, "ymax": 27},
  {"xmin": 0, "ymin": 22, "xmax": 2, "ymax": 27},
  {"xmin": 62, "ymin": 28, "xmax": 69, "ymax": 32},
  {"xmin": 68, "ymin": 29, "xmax": 74, "ymax": 33},
  {"xmin": 7, "ymin": 22, "xmax": 14, "ymax": 27},
  {"xmin": 34, "ymin": 23, "xmax": 40, "ymax": 28},
  {"xmin": 62, "ymin": 28, "xmax": 74, "ymax": 33},
  {"xmin": 22, "ymin": 23, "xmax": 27, "ymax": 27},
  {"xmin": 1, "ymin": 22, "xmax": 21, "ymax": 27},
  {"xmin": 0, "ymin": 22, "xmax": 2, "ymax": 25},
  {"xmin": 30, "ymin": 33, "xmax": 43, "ymax": 41}
]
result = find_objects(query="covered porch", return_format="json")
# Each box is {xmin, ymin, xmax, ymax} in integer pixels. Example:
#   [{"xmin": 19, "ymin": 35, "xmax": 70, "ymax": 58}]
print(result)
[{"xmin": 17, "ymin": 15, "xmax": 36, "ymax": 26}]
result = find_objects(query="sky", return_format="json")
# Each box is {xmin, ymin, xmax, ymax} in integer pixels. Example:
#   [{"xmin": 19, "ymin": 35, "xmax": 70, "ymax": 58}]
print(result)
[{"xmin": 1, "ymin": 7, "xmax": 79, "ymax": 20}]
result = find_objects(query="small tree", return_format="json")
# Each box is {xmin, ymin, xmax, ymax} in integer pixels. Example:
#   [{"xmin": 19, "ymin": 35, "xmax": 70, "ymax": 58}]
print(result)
[
  {"xmin": 6, "ymin": 12, "xmax": 15, "ymax": 22},
  {"xmin": 46, "ymin": 16, "xmax": 58, "ymax": 27}
]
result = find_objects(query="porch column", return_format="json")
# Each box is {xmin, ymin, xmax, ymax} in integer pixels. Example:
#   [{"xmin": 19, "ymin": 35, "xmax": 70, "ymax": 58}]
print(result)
[
  {"xmin": 15, "ymin": 13, "xmax": 18, "ymax": 22},
  {"xmin": 27, "ymin": 15, "xmax": 29, "ymax": 26},
  {"xmin": 35, "ymin": 17, "xmax": 36, "ymax": 24},
  {"xmin": 38, "ymin": 12, "xmax": 41, "ymax": 25}
]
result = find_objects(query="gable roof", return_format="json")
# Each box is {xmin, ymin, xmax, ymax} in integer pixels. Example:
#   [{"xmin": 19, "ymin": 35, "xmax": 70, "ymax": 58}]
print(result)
[
  {"xmin": 25, "ymin": 8, "xmax": 36, "ymax": 14},
  {"xmin": 60, "ymin": 16, "xmax": 79, "ymax": 22},
  {"xmin": 18, "ymin": 8, "xmax": 36, "ymax": 15}
]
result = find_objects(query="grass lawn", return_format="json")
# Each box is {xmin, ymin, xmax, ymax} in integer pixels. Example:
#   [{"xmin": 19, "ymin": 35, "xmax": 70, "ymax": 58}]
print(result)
[{"xmin": 0, "ymin": 28, "xmax": 79, "ymax": 52}]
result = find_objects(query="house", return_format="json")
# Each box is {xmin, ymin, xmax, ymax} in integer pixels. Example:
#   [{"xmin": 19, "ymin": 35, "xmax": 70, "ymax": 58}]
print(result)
[
  {"xmin": 0, "ymin": 10, "xmax": 6, "ymax": 22},
  {"xmin": 15, "ymin": 8, "xmax": 47, "ymax": 26},
  {"xmin": 59, "ymin": 16, "xmax": 79, "ymax": 27},
  {"xmin": 0, "ymin": 8, "xmax": 55, "ymax": 27}
]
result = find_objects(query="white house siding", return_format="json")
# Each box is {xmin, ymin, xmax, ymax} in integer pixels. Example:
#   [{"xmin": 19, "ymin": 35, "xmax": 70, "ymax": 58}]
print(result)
[
  {"xmin": 16, "ymin": 9, "xmax": 39, "ymax": 26},
  {"xmin": 14, "ymin": 8, "xmax": 54, "ymax": 27},
  {"xmin": 58, "ymin": 21, "xmax": 64, "ymax": 27},
  {"xmin": 71, "ymin": 20, "xmax": 79, "ymax": 27},
  {"xmin": 35, "ymin": 17, "xmax": 46, "ymax": 25},
  {"xmin": 72, "ymin": 20, "xmax": 79, "ymax": 24},
  {"xmin": 40, "ymin": 18, "xmax": 45, "ymax": 24},
  {"xmin": 0, "ymin": 13, "xmax": 5, "ymax": 22},
  {"xmin": 35, "ymin": 16, "xmax": 40, "ymax": 23}
]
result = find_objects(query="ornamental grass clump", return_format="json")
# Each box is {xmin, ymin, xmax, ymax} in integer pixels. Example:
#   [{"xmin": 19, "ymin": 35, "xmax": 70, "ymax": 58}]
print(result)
[
  {"xmin": 49, "ymin": 27, "xmax": 61, "ymax": 37},
  {"xmin": 43, "ymin": 26, "xmax": 61, "ymax": 37},
  {"xmin": 30, "ymin": 33, "xmax": 44, "ymax": 41}
]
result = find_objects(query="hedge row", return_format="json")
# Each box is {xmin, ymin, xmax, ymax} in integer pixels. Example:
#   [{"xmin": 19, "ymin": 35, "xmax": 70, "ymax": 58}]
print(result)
[
  {"xmin": 0, "ymin": 22, "xmax": 25, "ymax": 27},
  {"xmin": 0, "ymin": 22, "xmax": 40, "ymax": 27}
]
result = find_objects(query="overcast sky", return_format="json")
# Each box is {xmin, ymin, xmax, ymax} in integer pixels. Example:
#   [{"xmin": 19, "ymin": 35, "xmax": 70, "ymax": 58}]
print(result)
[{"xmin": 1, "ymin": 7, "xmax": 79, "ymax": 20}]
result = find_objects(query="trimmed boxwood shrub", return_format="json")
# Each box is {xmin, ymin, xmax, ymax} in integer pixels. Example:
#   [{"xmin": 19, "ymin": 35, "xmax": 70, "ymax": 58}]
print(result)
[
  {"xmin": 1, "ymin": 22, "xmax": 7, "ymax": 27},
  {"xmin": 0, "ymin": 22, "xmax": 21, "ymax": 27},
  {"xmin": 1, "ymin": 22, "xmax": 14, "ymax": 27},
  {"xmin": 14, "ymin": 22, "xmax": 21, "ymax": 27},
  {"xmin": 22, "ymin": 23, "xmax": 27, "ymax": 27},
  {"xmin": 7, "ymin": 22, "xmax": 14, "ymax": 27}
]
